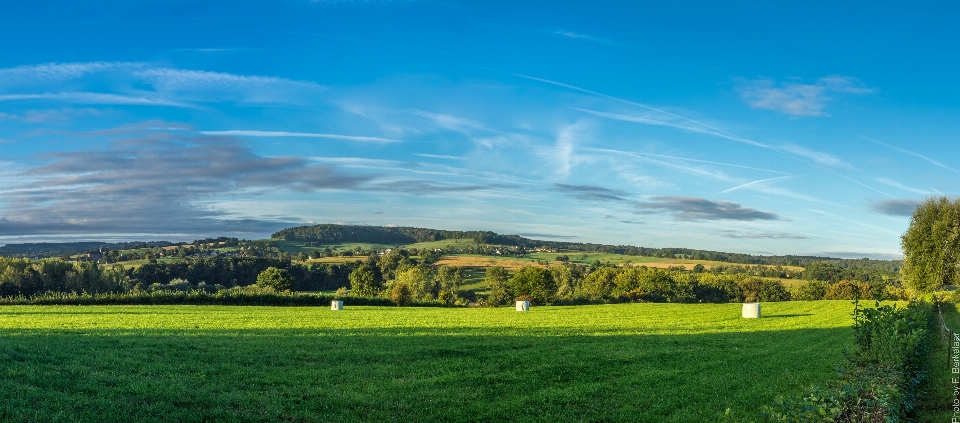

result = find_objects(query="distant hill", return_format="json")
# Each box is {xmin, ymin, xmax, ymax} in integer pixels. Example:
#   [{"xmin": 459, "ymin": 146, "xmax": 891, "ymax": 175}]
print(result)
[
  {"xmin": 272, "ymin": 224, "xmax": 522, "ymax": 246},
  {"xmin": 0, "ymin": 241, "xmax": 171, "ymax": 258},
  {"xmin": 272, "ymin": 224, "xmax": 881, "ymax": 268}
]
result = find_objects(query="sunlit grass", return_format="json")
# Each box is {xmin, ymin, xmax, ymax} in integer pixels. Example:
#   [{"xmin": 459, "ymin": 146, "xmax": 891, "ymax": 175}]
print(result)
[{"xmin": 0, "ymin": 302, "xmax": 856, "ymax": 422}]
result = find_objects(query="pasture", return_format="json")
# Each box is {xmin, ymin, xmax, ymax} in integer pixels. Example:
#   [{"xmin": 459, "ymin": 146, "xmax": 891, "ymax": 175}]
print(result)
[{"xmin": 0, "ymin": 301, "xmax": 854, "ymax": 422}]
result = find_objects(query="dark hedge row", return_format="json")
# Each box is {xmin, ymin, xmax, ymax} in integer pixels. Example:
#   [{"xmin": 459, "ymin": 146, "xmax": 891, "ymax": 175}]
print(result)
[{"xmin": 0, "ymin": 289, "xmax": 400, "ymax": 306}]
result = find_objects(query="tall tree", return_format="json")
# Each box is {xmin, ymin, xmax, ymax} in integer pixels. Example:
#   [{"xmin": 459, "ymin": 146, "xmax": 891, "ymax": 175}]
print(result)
[
  {"xmin": 394, "ymin": 266, "xmax": 433, "ymax": 301},
  {"xmin": 434, "ymin": 265, "xmax": 463, "ymax": 305},
  {"xmin": 348, "ymin": 264, "xmax": 380, "ymax": 297},
  {"xmin": 484, "ymin": 266, "xmax": 511, "ymax": 306},
  {"xmin": 901, "ymin": 196, "xmax": 960, "ymax": 294},
  {"xmin": 256, "ymin": 267, "xmax": 294, "ymax": 291},
  {"xmin": 508, "ymin": 266, "xmax": 557, "ymax": 305}
]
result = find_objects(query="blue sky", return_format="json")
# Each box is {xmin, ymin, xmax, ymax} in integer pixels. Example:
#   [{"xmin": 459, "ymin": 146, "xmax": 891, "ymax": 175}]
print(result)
[{"xmin": 1, "ymin": 1, "xmax": 958, "ymax": 258}]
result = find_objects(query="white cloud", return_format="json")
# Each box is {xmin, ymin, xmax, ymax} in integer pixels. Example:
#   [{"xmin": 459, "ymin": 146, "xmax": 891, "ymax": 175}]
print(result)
[
  {"xmin": 575, "ymin": 108, "xmax": 770, "ymax": 148},
  {"xmin": 0, "ymin": 92, "xmax": 193, "ymax": 108},
  {"xmin": 410, "ymin": 109, "xmax": 535, "ymax": 148},
  {"xmin": 738, "ymin": 75, "xmax": 873, "ymax": 116},
  {"xmin": 200, "ymin": 130, "xmax": 400, "ymax": 143},
  {"xmin": 0, "ymin": 107, "xmax": 103, "ymax": 123},
  {"xmin": 718, "ymin": 176, "xmax": 793, "ymax": 193},
  {"xmin": 133, "ymin": 68, "xmax": 324, "ymax": 104},
  {"xmin": 872, "ymin": 177, "xmax": 932, "ymax": 195},
  {"xmin": 0, "ymin": 61, "xmax": 325, "ymax": 107},
  {"xmin": 414, "ymin": 153, "xmax": 463, "ymax": 160},
  {"xmin": 555, "ymin": 31, "xmax": 611, "ymax": 44},
  {"xmin": 0, "ymin": 62, "xmax": 141, "ymax": 86},
  {"xmin": 779, "ymin": 144, "xmax": 851, "ymax": 168},
  {"xmin": 411, "ymin": 110, "xmax": 489, "ymax": 133},
  {"xmin": 549, "ymin": 121, "xmax": 591, "ymax": 177},
  {"xmin": 864, "ymin": 136, "xmax": 958, "ymax": 173}
]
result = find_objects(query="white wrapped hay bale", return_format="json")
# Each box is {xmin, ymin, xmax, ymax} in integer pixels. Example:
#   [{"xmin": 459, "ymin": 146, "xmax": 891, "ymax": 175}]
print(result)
[
  {"xmin": 331, "ymin": 300, "xmax": 344, "ymax": 311},
  {"xmin": 516, "ymin": 300, "xmax": 530, "ymax": 312},
  {"xmin": 742, "ymin": 302, "xmax": 761, "ymax": 318}
]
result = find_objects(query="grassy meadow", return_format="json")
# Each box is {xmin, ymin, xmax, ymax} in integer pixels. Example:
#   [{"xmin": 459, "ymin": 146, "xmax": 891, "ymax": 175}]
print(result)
[
  {"xmin": 0, "ymin": 301, "xmax": 856, "ymax": 422},
  {"xmin": 918, "ymin": 302, "xmax": 960, "ymax": 422}
]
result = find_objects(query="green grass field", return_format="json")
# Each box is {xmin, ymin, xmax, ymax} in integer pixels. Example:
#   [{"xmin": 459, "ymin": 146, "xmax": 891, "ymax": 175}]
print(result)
[
  {"xmin": 0, "ymin": 301, "xmax": 855, "ymax": 422},
  {"xmin": 918, "ymin": 302, "xmax": 959, "ymax": 422}
]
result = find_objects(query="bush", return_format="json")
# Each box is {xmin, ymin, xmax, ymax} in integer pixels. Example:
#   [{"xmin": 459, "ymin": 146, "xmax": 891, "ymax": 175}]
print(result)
[
  {"xmin": 508, "ymin": 266, "xmax": 556, "ymax": 305},
  {"xmin": 484, "ymin": 266, "xmax": 511, "ymax": 306},
  {"xmin": 0, "ymin": 289, "xmax": 398, "ymax": 306},
  {"xmin": 824, "ymin": 280, "xmax": 873, "ymax": 300},
  {"xmin": 695, "ymin": 277, "xmax": 740, "ymax": 303},
  {"xmin": 739, "ymin": 278, "xmax": 790, "ymax": 302},
  {"xmin": 256, "ymin": 267, "xmax": 294, "ymax": 291},
  {"xmin": 348, "ymin": 264, "xmax": 380, "ymax": 297},
  {"xmin": 390, "ymin": 282, "xmax": 412, "ymax": 306},
  {"xmin": 793, "ymin": 280, "xmax": 827, "ymax": 301},
  {"xmin": 764, "ymin": 301, "xmax": 932, "ymax": 422}
]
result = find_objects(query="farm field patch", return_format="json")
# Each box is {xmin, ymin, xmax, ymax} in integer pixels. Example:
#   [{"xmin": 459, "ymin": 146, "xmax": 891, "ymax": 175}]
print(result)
[
  {"xmin": 435, "ymin": 253, "xmax": 802, "ymax": 272},
  {"xmin": 0, "ymin": 302, "xmax": 853, "ymax": 422}
]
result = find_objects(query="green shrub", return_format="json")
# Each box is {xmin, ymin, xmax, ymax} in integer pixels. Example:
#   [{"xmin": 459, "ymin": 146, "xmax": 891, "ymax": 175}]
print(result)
[
  {"xmin": 390, "ymin": 282, "xmax": 412, "ymax": 306},
  {"xmin": 739, "ymin": 278, "xmax": 790, "ymax": 302},
  {"xmin": 824, "ymin": 280, "xmax": 873, "ymax": 300},
  {"xmin": 0, "ymin": 289, "xmax": 413, "ymax": 307},
  {"xmin": 793, "ymin": 280, "xmax": 828, "ymax": 301},
  {"xmin": 256, "ymin": 267, "xmax": 294, "ymax": 291},
  {"xmin": 484, "ymin": 266, "xmax": 511, "ymax": 306},
  {"xmin": 764, "ymin": 301, "xmax": 932, "ymax": 422},
  {"xmin": 508, "ymin": 266, "xmax": 556, "ymax": 305}
]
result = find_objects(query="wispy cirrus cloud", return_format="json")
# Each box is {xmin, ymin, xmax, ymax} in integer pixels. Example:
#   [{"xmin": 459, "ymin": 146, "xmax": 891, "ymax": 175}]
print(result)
[
  {"xmin": 0, "ymin": 62, "xmax": 325, "ymax": 107},
  {"xmin": 0, "ymin": 61, "xmax": 139, "ymax": 86},
  {"xmin": 414, "ymin": 153, "xmax": 464, "ymax": 160},
  {"xmin": 508, "ymin": 72, "xmax": 769, "ymax": 148},
  {"xmin": 555, "ymin": 31, "xmax": 613, "ymax": 44},
  {"xmin": 550, "ymin": 121, "xmax": 590, "ymax": 177},
  {"xmin": 574, "ymin": 108, "xmax": 770, "ymax": 148},
  {"xmin": 410, "ymin": 109, "xmax": 535, "ymax": 148},
  {"xmin": 200, "ymin": 130, "xmax": 400, "ymax": 143},
  {"xmin": 872, "ymin": 177, "xmax": 933, "ymax": 195},
  {"xmin": 864, "ymin": 136, "xmax": 958, "ymax": 173},
  {"xmin": 738, "ymin": 75, "xmax": 873, "ymax": 116},
  {"xmin": 132, "ymin": 68, "xmax": 323, "ymax": 104},
  {"xmin": 0, "ymin": 107, "xmax": 103, "ymax": 123},
  {"xmin": 637, "ymin": 196, "xmax": 779, "ymax": 221},
  {"xmin": 869, "ymin": 199, "xmax": 921, "ymax": 216},
  {"xmin": 718, "ymin": 176, "xmax": 793, "ymax": 194},
  {"xmin": 411, "ymin": 110, "xmax": 489, "ymax": 133},
  {"xmin": 779, "ymin": 144, "xmax": 851, "ymax": 168},
  {"xmin": 585, "ymin": 148, "xmax": 790, "ymax": 175},
  {"xmin": 575, "ymin": 108, "xmax": 880, "ymax": 198},
  {"xmin": 0, "ymin": 92, "xmax": 195, "ymax": 108}
]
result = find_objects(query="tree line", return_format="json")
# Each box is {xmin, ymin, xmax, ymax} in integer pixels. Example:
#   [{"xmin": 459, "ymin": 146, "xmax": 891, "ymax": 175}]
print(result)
[
  {"xmin": 0, "ymin": 251, "xmax": 904, "ymax": 305},
  {"xmin": 478, "ymin": 264, "xmax": 899, "ymax": 305},
  {"xmin": 0, "ymin": 256, "xmax": 361, "ymax": 297},
  {"xmin": 341, "ymin": 251, "xmax": 902, "ymax": 306}
]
